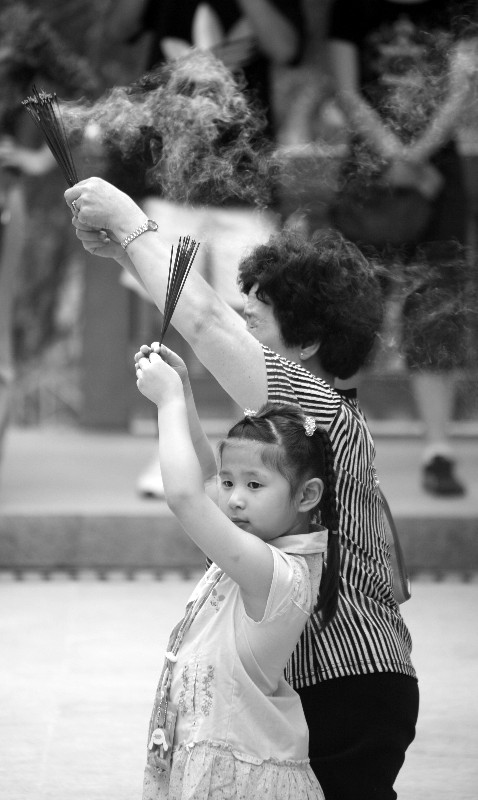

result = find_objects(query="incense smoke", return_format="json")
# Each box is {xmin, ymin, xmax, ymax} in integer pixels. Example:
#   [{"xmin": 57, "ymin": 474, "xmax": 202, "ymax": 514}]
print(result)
[{"xmin": 61, "ymin": 49, "xmax": 274, "ymax": 207}]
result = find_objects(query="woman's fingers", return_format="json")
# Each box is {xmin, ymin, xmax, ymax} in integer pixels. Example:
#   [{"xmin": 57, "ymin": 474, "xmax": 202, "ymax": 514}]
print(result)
[
  {"xmin": 72, "ymin": 217, "xmax": 102, "ymax": 233},
  {"xmin": 71, "ymin": 219, "xmax": 112, "ymax": 255}
]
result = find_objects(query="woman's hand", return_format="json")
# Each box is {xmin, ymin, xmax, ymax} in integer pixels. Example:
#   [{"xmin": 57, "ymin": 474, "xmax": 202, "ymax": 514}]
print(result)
[
  {"xmin": 64, "ymin": 177, "xmax": 145, "ymax": 237},
  {"xmin": 72, "ymin": 217, "xmax": 126, "ymax": 262},
  {"xmin": 136, "ymin": 351, "xmax": 184, "ymax": 407},
  {"xmin": 383, "ymin": 157, "xmax": 443, "ymax": 199}
]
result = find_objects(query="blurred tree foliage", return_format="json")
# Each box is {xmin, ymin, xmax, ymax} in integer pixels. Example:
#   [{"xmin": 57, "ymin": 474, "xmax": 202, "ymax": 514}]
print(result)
[{"xmin": 2, "ymin": 0, "xmax": 149, "ymax": 364}]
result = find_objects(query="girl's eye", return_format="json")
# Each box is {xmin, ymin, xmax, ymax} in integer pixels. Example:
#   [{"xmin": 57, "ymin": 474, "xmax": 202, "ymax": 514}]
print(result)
[
  {"xmin": 222, "ymin": 480, "xmax": 233, "ymax": 488},
  {"xmin": 248, "ymin": 481, "xmax": 262, "ymax": 489}
]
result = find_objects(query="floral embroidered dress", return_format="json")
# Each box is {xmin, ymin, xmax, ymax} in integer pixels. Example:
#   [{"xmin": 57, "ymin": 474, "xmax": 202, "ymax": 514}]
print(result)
[{"xmin": 143, "ymin": 528, "xmax": 328, "ymax": 800}]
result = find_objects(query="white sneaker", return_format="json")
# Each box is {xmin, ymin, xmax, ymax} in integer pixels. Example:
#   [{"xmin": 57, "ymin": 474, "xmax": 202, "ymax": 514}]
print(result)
[{"xmin": 136, "ymin": 455, "xmax": 165, "ymax": 499}]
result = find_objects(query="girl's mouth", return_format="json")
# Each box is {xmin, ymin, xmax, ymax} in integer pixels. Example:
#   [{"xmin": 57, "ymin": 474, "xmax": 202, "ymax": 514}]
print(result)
[{"xmin": 231, "ymin": 518, "xmax": 249, "ymax": 527}]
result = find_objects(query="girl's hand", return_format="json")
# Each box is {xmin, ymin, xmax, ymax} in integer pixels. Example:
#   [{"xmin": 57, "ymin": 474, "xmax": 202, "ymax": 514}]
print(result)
[
  {"xmin": 134, "ymin": 344, "xmax": 189, "ymax": 386},
  {"xmin": 136, "ymin": 351, "xmax": 183, "ymax": 407}
]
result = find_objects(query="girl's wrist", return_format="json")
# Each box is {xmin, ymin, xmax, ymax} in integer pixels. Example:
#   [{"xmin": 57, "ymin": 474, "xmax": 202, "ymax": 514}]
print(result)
[
  {"xmin": 156, "ymin": 392, "xmax": 185, "ymax": 416},
  {"xmin": 181, "ymin": 374, "xmax": 193, "ymax": 396}
]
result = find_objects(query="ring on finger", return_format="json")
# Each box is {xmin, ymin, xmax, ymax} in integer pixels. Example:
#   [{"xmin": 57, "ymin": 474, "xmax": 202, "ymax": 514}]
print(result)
[{"xmin": 72, "ymin": 199, "xmax": 79, "ymax": 215}]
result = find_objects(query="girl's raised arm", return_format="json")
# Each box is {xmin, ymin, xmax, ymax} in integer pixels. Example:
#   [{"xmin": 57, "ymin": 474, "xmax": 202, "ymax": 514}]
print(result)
[
  {"xmin": 136, "ymin": 353, "xmax": 274, "ymax": 619},
  {"xmin": 137, "ymin": 344, "xmax": 217, "ymax": 485}
]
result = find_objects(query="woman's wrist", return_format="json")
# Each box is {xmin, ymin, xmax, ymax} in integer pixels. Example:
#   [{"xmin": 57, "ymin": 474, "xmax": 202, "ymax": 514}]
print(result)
[
  {"xmin": 114, "ymin": 208, "xmax": 149, "ymax": 243},
  {"xmin": 114, "ymin": 248, "xmax": 136, "ymax": 271}
]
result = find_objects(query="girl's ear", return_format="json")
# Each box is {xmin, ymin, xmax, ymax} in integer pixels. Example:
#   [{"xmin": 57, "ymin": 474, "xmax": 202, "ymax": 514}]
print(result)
[{"xmin": 298, "ymin": 477, "xmax": 323, "ymax": 512}]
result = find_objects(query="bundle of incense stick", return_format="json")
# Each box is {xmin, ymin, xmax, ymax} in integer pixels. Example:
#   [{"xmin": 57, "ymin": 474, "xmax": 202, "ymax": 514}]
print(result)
[
  {"xmin": 160, "ymin": 236, "xmax": 200, "ymax": 345},
  {"xmin": 22, "ymin": 86, "xmax": 78, "ymax": 187}
]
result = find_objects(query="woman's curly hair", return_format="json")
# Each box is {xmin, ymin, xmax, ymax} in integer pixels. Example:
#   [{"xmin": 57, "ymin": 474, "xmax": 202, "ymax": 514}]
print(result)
[{"xmin": 238, "ymin": 228, "xmax": 384, "ymax": 380}]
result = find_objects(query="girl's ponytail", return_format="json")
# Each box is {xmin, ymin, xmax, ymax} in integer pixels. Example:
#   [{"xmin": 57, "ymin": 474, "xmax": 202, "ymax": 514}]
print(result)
[{"xmin": 314, "ymin": 427, "xmax": 340, "ymax": 629}]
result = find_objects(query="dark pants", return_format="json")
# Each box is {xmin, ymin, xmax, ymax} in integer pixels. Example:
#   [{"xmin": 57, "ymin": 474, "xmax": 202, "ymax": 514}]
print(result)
[{"xmin": 298, "ymin": 673, "xmax": 419, "ymax": 800}]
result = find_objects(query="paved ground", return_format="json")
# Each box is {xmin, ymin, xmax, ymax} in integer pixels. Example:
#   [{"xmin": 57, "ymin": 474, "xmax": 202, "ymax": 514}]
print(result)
[
  {"xmin": 0, "ymin": 575, "xmax": 477, "ymax": 800},
  {"xmin": 1, "ymin": 424, "xmax": 478, "ymax": 577}
]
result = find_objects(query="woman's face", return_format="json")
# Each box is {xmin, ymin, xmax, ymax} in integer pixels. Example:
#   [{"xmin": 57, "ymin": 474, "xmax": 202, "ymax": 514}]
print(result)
[{"xmin": 242, "ymin": 283, "xmax": 285, "ymax": 356}]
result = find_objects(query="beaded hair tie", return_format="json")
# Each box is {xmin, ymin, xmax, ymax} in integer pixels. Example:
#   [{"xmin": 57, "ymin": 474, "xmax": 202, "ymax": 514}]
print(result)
[
  {"xmin": 304, "ymin": 416, "xmax": 316, "ymax": 436},
  {"xmin": 244, "ymin": 408, "xmax": 257, "ymax": 418}
]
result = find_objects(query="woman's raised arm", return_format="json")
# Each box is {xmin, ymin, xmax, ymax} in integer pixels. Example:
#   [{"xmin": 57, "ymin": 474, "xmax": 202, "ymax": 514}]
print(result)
[{"xmin": 65, "ymin": 178, "xmax": 267, "ymax": 409}]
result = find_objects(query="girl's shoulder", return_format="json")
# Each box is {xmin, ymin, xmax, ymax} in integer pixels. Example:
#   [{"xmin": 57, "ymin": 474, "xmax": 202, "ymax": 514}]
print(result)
[
  {"xmin": 275, "ymin": 550, "xmax": 322, "ymax": 617},
  {"xmin": 263, "ymin": 531, "xmax": 327, "ymax": 619}
]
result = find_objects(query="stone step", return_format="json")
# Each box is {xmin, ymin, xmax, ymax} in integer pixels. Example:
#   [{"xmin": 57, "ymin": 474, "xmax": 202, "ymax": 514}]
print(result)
[{"xmin": 0, "ymin": 427, "xmax": 477, "ymax": 576}]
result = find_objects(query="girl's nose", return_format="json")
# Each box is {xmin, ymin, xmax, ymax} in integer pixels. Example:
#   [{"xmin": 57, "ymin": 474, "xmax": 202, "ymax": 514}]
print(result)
[{"xmin": 228, "ymin": 489, "xmax": 245, "ymax": 509}]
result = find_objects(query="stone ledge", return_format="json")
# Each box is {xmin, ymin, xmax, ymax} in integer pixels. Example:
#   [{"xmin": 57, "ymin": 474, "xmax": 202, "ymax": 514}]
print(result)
[
  {"xmin": 1, "ymin": 512, "xmax": 477, "ymax": 573},
  {"xmin": 0, "ymin": 512, "xmax": 203, "ymax": 571}
]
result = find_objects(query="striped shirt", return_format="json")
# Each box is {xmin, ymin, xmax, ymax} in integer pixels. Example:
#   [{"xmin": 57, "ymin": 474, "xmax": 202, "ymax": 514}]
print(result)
[{"xmin": 262, "ymin": 346, "xmax": 416, "ymax": 687}]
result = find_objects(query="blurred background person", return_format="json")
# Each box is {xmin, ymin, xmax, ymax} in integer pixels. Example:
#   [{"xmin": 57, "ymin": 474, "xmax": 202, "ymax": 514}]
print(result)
[
  {"xmin": 327, "ymin": 0, "xmax": 478, "ymax": 496},
  {"xmin": 0, "ymin": 137, "xmax": 56, "ymax": 455},
  {"xmin": 0, "ymin": 1, "xmax": 97, "ymax": 461},
  {"xmin": 107, "ymin": 0, "xmax": 307, "ymax": 498}
]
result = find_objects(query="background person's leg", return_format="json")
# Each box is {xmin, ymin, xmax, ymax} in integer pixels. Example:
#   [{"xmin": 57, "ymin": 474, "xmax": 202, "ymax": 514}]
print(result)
[{"xmin": 403, "ymin": 144, "xmax": 470, "ymax": 495}]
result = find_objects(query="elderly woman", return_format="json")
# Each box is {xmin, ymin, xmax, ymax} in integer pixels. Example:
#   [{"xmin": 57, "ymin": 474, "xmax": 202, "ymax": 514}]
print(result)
[{"xmin": 66, "ymin": 175, "xmax": 418, "ymax": 800}]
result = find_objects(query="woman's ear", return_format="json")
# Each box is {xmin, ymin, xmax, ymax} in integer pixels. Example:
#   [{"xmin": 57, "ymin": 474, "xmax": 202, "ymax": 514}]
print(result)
[
  {"xmin": 299, "ymin": 341, "xmax": 321, "ymax": 362},
  {"xmin": 298, "ymin": 477, "xmax": 324, "ymax": 512}
]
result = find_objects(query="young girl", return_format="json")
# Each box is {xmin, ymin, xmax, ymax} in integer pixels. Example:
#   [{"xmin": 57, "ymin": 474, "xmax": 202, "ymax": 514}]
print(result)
[{"xmin": 135, "ymin": 345, "xmax": 340, "ymax": 800}]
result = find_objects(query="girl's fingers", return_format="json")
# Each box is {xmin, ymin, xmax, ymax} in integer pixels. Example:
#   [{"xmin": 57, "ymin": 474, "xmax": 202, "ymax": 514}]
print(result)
[{"xmin": 134, "ymin": 346, "xmax": 151, "ymax": 362}]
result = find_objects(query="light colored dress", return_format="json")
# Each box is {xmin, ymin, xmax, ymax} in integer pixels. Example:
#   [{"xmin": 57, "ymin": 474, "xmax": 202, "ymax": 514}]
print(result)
[{"xmin": 143, "ymin": 528, "xmax": 328, "ymax": 800}]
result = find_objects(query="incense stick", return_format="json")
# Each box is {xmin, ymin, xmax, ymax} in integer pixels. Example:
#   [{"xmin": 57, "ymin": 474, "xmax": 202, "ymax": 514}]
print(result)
[
  {"xmin": 160, "ymin": 236, "xmax": 200, "ymax": 345},
  {"xmin": 22, "ymin": 86, "xmax": 78, "ymax": 187}
]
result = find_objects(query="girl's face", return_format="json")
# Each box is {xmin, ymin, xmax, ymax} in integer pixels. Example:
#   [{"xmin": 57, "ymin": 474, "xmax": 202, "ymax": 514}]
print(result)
[
  {"xmin": 218, "ymin": 440, "xmax": 309, "ymax": 541},
  {"xmin": 242, "ymin": 283, "xmax": 285, "ymax": 356}
]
